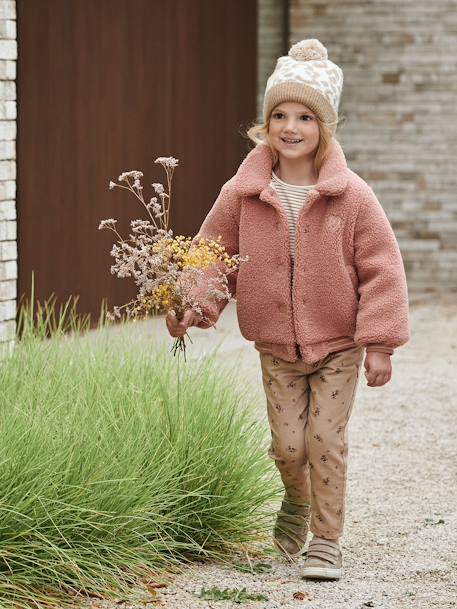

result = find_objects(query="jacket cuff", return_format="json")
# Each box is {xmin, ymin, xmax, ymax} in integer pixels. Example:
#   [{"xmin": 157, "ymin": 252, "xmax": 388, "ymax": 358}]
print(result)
[
  {"xmin": 195, "ymin": 320, "xmax": 215, "ymax": 329},
  {"xmin": 365, "ymin": 343, "xmax": 394, "ymax": 355},
  {"xmin": 193, "ymin": 300, "xmax": 222, "ymax": 329}
]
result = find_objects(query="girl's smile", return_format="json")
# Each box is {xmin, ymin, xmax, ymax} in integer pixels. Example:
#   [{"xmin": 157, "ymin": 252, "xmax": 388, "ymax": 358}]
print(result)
[{"xmin": 280, "ymin": 137, "xmax": 304, "ymax": 146}]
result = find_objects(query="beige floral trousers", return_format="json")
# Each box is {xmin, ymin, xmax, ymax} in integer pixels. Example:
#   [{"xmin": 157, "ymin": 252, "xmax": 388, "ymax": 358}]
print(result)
[{"xmin": 259, "ymin": 345, "xmax": 364, "ymax": 540}]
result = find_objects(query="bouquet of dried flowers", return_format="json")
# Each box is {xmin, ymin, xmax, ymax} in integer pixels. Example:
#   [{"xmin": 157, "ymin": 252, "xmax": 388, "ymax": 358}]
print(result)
[{"xmin": 99, "ymin": 156, "xmax": 247, "ymax": 360}]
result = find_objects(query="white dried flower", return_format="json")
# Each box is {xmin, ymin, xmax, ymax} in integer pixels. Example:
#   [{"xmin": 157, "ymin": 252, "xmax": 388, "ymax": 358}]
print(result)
[
  {"xmin": 109, "ymin": 181, "xmax": 116, "ymax": 190},
  {"xmin": 99, "ymin": 218, "xmax": 117, "ymax": 230},
  {"xmin": 118, "ymin": 170, "xmax": 144, "ymax": 182},
  {"xmin": 152, "ymin": 183, "xmax": 164, "ymax": 194},
  {"xmin": 131, "ymin": 219, "xmax": 151, "ymax": 230},
  {"xmin": 154, "ymin": 156, "xmax": 179, "ymax": 168}
]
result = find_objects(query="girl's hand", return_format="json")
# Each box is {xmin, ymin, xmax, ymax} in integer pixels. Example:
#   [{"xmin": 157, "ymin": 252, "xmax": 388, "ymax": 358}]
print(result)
[
  {"xmin": 363, "ymin": 352, "xmax": 392, "ymax": 387},
  {"xmin": 165, "ymin": 309, "xmax": 203, "ymax": 337}
]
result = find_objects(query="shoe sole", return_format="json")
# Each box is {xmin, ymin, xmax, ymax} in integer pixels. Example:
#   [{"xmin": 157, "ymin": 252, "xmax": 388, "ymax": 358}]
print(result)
[{"xmin": 301, "ymin": 566, "xmax": 342, "ymax": 580}]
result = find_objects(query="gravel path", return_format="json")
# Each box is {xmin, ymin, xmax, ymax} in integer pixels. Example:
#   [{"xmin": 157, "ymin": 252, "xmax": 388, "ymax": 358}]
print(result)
[{"xmin": 83, "ymin": 301, "xmax": 457, "ymax": 609}]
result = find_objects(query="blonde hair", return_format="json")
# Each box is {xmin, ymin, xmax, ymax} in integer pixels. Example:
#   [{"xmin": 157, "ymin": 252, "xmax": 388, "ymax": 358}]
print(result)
[{"xmin": 243, "ymin": 109, "xmax": 344, "ymax": 177}]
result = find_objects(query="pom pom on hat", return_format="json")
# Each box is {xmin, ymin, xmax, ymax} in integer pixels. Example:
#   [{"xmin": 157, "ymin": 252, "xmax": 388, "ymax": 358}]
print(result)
[{"xmin": 288, "ymin": 38, "xmax": 328, "ymax": 62}]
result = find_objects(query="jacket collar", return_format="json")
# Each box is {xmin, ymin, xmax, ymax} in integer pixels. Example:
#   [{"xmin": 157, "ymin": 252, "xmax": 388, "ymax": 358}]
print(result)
[{"xmin": 233, "ymin": 138, "xmax": 350, "ymax": 198}]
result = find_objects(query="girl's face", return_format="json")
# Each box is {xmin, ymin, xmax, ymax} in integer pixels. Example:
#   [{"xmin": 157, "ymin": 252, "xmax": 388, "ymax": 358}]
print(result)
[{"xmin": 268, "ymin": 101, "xmax": 320, "ymax": 163}]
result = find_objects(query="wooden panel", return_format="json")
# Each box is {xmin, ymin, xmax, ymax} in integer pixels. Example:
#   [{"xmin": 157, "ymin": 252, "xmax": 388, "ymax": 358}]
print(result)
[{"xmin": 16, "ymin": 0, "xmax": 256, "ymax": 322}]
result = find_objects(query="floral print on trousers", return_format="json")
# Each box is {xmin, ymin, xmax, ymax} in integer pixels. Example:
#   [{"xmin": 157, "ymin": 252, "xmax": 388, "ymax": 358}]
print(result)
[{"xmin": 259, "ymin": 345, "xmax": 364, "ymax": 539}]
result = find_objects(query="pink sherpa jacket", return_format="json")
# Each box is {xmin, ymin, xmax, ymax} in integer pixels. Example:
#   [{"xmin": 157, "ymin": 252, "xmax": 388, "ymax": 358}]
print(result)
[{"xmin": 189, "ymin": 138, "xmax": 410, "ymax": 365}]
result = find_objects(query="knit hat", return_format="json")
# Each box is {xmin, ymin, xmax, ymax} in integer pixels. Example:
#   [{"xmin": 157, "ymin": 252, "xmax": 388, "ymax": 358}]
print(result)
[{"xmin": 262, "ymin": 39, "xmax": 343, "ymax": 134}]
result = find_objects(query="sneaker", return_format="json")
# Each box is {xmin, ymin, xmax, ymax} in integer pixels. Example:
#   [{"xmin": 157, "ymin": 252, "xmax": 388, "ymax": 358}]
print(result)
[
  {"xmin": 273, "ymin": 495, "xmax": 310, "ymax": 560},
  {"xmin": 301, "ymin": 536, "xmax": 342, "ymax": 580}
]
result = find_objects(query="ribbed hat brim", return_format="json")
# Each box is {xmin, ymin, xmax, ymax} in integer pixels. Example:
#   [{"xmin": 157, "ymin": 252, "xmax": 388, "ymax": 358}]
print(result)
[{"xmin": 263, "ymin": 81, "xmax": 338, "ymax": 131}]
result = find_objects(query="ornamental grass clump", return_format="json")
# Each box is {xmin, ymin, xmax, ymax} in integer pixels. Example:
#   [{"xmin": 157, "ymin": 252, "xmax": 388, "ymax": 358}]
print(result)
[
  {"xmin": 101, "ymin": 156, "xmax": 248, "ymax": 359},
  {"xmin": 0, "ymin": 297, "xmax": 280, "ymax": 609}
]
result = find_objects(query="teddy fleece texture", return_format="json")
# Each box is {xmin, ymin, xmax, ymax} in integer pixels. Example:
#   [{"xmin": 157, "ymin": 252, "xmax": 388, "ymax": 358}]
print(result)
[{"xmin": 189, "ymin": 138, "xmax": 410, "ymax": 365}]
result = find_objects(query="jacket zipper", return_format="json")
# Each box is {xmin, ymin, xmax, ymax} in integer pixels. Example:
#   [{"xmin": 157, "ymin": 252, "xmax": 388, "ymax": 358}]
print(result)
[
  {"xmin": 291, "ymin": 211, "xmax": 302, "ymax": 360},
  {"xmin": 290, "ymin": 256, "xmax": 301, "ymax": 358},
  {"xmin": 269, "ymin": 184, "xmax": 318, "ymax": 360},
  {"xmin": 291, "ymin": 191, "xmax": 320, "ymax": 359}
]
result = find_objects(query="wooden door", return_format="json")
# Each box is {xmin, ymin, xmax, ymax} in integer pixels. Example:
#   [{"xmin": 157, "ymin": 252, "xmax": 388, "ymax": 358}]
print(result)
[{"xmin": 17, "ymin": 0, "xmax": 256, "ymax": 323}]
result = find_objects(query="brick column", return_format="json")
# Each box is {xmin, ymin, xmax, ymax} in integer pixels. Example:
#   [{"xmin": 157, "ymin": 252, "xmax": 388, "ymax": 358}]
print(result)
[
  {"xmin": 257, "ymin": 0, "xmax": 287, "ymax": 121},
  {"xmin": 0, "ymin": 0, "xmax": 16, "ymax": 358}
]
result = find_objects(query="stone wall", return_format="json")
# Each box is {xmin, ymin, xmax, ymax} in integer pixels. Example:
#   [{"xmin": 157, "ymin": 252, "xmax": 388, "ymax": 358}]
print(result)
[
  {"xmin": 0, "ymin": 0, "xmax": 16, "ymax": 357},
  {"xmin": 289, "ymin": 0, "xmax": 457, "ymax": 303}
]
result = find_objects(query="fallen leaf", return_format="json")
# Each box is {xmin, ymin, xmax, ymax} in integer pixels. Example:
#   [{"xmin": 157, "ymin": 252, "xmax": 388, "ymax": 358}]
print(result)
[
  {"xmin": 146, "ymin": 582, "xmax": 168, "ymax": 590},
  {"xmin": 146, "ymin": 587, "xmax": 158, "ymax": 599},
  {"xmin": 293, "ymin": 590, "xmax": 312, "ymax": 600}
]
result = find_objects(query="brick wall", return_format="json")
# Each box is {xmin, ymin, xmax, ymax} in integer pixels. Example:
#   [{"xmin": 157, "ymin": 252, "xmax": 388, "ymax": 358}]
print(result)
[
  {"xmin": 289, "ymin": 0, "xmax": 457, "ymax": 303},
  {"xmin": 257, "ymin": 0, "xmax": 286, "ymax": 121},
  {"xmin": 258, "ymin": 0, "xmax": 457, "ymax": 303},
  {"xmin": 0, "ymin": 0, "xmax": 16, "ymax": 357}
]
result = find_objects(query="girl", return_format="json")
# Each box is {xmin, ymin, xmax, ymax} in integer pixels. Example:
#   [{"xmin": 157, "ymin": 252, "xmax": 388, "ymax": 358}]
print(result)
[{"xmin": 166, "ymin": 38, "xmax": 410, "ymax": 580}]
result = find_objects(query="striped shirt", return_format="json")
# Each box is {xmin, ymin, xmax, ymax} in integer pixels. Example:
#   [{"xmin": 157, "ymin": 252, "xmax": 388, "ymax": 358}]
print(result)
[{"xmin": 270, "ymin": 170, "xmax": 316, "ymax": 264}]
